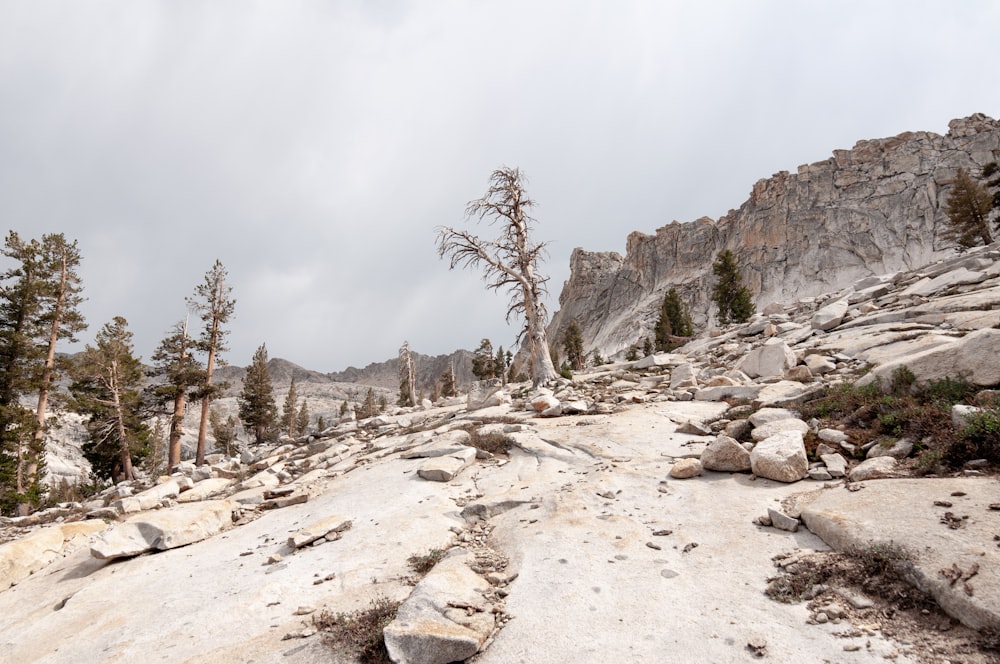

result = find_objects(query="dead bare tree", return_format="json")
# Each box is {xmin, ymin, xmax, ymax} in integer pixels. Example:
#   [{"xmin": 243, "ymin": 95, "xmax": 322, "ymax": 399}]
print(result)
[{"xmin": 437, "ymin": 167, "xmax": 558, "ymax": 386}]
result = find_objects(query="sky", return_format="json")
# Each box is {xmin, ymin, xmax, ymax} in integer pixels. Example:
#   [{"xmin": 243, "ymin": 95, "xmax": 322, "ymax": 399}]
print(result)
[{"xmin": 2, "ymin": 1, "xmax": 1000, "ymax": 373}]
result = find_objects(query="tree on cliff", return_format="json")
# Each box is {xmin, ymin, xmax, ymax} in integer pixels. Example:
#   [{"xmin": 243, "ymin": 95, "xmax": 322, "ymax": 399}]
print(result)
[
  {"xmin": 711, "ymin": 250, "xmax": 755, "ymax": 325},
  {"xmin": 655, "ymin": 288, "xmax": 694, "ymax": 350},
  {"xmin": 188, "ymin": 260, "xmax": 235, "ymax": 465},
  {"xmin": 238, "ymin": 343, "xmax": 276, "ymax": 445},
  {"xmin": 942, "ymin": 167, "xmax": 995, "ymax": 248},
  {"xmin": 437, "ymin": 167, "xmax": 558, "ymax": 386},
  {"xmin": 69, "ymin": 317, "xmax": 149, "ymax": 483}
]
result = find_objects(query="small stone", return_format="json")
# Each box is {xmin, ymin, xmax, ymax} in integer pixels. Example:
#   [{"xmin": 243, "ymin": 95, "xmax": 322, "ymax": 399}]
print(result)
[
  {"xmin": 294, "ymin": 606, "xmax": 316, "ymax": 616},
  {"xmin": 645, "ymin": 542, "xmax": 662, "ymax": 551},
  {"xmin": 669, "ymin": 458, "xmax": 703, "ymax": 479},
  {"xmin": 766, "ymin": 508, "xmax": 799, "ymax": 533}
]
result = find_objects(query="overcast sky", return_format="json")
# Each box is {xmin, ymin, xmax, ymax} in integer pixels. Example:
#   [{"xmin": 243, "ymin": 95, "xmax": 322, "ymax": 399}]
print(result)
[{"xmin": 2, "ymin": 1, "xmax": 999, "ymax": 373}]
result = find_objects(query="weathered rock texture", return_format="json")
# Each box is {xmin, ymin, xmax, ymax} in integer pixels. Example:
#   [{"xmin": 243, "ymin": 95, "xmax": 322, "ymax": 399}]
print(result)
[{"xmin": 548, "ymin": 114, "xmax": 1000, "ymax": 356}]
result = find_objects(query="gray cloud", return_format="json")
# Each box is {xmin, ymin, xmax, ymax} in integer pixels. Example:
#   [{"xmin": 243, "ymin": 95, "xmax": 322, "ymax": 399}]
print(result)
[{"xmin": 2, "ymin": 1, "xmax": 999, "ymax": 371}]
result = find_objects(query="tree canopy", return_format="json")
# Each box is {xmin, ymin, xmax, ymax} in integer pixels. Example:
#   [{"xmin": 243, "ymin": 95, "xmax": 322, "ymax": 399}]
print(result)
[{"xmin": 711, "ymin": 250, "xmax": 755, "ymax": 325}]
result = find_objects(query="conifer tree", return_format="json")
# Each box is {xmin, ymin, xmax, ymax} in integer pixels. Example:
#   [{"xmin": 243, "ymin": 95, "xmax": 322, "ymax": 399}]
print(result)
[
  {"xmin": 942, "ymin": 167, "xmax": 994, "ymax": 248},
  {"xmin": 238, "ymin": 344, "xmax": 276, "ymax": 445},
  {"xmin": 209, "ymin": 408, "xmax": 238, "ymax": 456},
  {"xmin": 439, "ymin": 364, "xmax": 457, "ymax": 397},
  {"xmin": 295, "ymin": 399, "xmax": 309, "ymax": 436},
  {"xmin": 357, "ymin": 388, "xmax": 378, "ymax": 419},
  {"xmin": 69, "ymin": 317, "xmax": 149, "ymax": 483},
  {"xmin": 0, "ymin": 232, "xmax": 86, "ymax": 513},
  {"xmin": 437, "ymin": 167, "xmax": 558, "ymax": 385},
  {"xmin": 148, "ymin": 318, "xmax": 204, "ymax": 472},
  {"xmin": 280, "ymin": 377, "xmax": 299, "ymax": 438},
  {"xmin": 711, "ymin": 250, "xmax": 755, "ymax": 325},
  {"xmin": 188, "ymin": 260, "xmax": 235, "ymax": 465},
  {"xmin": 471, "ymin": 338, "xmax": 496, "ymax": 380},
  {"xmin": 655, "ymin": 288, "xmax": 694, "ymax": 350},
  {"xmin": 562, "ymin": 320, "xmax": 585, "ymax": 371}
]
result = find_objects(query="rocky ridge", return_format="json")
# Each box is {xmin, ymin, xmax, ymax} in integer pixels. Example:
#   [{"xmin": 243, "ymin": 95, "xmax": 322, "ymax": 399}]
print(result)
[
  {"xmin": 549, "ymin": 113, "xmax": 1000, "ymax": 357},
  {"xmin": 2, "ymin": 244, "xmax": 1000, "ymax": 662}
]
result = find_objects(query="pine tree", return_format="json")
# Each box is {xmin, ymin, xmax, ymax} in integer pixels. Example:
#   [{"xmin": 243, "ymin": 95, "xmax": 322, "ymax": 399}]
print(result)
[
  {"xmin": 711, "ymin": 250, "xmax": 755, "ymax": 325},
  {"xmin": 280, "ymin": 377, "xmax": 298, "ymax": 438},
  {"xmin": 188, "ymin": 260, "xmax": 235, "ymax": 465},
  {"xmin": 339, "ymin": 400, "xmax": 349, "ymax": 418},
  {"xmin": 209, "ymin": 408, "xmax": 238, "ymax": 456},
  {"xmin": 471, "ymin": 338, "xmax": 496, "ymax": 380},
  {"xmin": 295, "ymin": 399, "xmax": 310, "ymax": 436},
  {"xmin": 562, "ymin": 320, "xmax": 585, "ymax": 371},
  {"xmin": 357, "ymin": 387, "xmax": 378, "ymax": 420},
  {"xmin": 942, "ymin": 167, "xmax": 994, "ymax": 249},
  {"xmin": 0, "ymin": 232, "xmax": 86, "ymax": 513},
  {"xmin": 656, "ymin": 288, "xmax": 694, "ymax": 350},
  {"xmin": 238, "ymin": 344, "xmax": 276, "ymax": 445},
  {"xmin": 69, "ymin": 317, "xmax": 149, "ymax": 483},
  {"xmin": 398, "ymin": 341, "xmax": 417, "ymax": 407},
  {"xmin": 148, "ymin": 318, "xmax": 204, "ymax": 472},
  {"xmin": 439, "ymin": 364, "xmax": 457, "ymax": 397}
]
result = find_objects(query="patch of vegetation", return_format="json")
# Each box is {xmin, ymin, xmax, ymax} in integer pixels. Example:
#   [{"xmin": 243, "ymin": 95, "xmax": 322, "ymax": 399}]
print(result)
[
  {"xmin": 461, "ymin": 425, "xmax": 515, "ymax": 455},
  {"xmin": 313, "ymin": 596, "xmax": 400, "ymax": 664},
  {"xmin": 801, "ymin": 371, "xmax": 987, "ymax": 469},
  {"xmin": 407, "ymin": 547, "xmax": 446, "ymax": 576},
  {"xmin": 946, "ymin": 408, "xmax": 1000, "ymax": 466}
]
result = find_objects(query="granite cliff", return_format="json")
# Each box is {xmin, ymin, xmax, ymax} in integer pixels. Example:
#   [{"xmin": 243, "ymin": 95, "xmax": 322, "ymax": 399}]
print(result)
[{"xmin": 548, "ymin": 113, "xmax": 1000, "ymax": 356}]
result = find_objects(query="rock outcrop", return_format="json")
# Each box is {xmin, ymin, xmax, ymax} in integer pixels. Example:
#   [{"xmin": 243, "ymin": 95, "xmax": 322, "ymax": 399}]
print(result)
[{"xmin": 548, "ymin": 114, "xmax": 1000, "ymax": 356}]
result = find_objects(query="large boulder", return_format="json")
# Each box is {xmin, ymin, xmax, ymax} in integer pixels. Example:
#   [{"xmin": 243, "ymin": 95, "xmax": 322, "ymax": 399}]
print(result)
[
  {"xmin": 417, "ymin": 447, "xmax": 477, "ymax": 482},
  {"xmin": 467, "ymin": 380, "xmax": 509, "ymax": 411},
  {"xmin": 749, "ymin": 431, "xmax": 808, "ymax": 482},
  {"xmin": 811, "ymin": 298, "xmax": 849, "ymax": 331},
  {"xmin": 736, "ymin": 339, "xmax": 796, "ymax": 379},
  {"xmin": 384, "ymin": 549, "xmax": 494, "ymax": 664},
  {"xmin": 0, "ymin": 527, "xmax": 65, "ymax": 592},
  {"xmin": 700, "ymin": 435, "xmax": 751, "ymax": 472},
  {"xmin": 750, "ymin": 418, "xmax": 810, "ymax": 442},
  {"xmin": 91, "ymin": 500, "xmax": 237, "ymax": 561}
]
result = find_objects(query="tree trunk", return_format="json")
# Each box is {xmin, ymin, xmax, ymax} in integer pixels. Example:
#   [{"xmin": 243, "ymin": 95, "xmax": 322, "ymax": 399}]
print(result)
[
  {"xmin": 196, "ymin": 322, "xmax": 219, "ymax": 466},
  {"xmin": 523, "ymin": 288, "xmax": 557, "ymax": 386},
  {"xmin": 110, "ymin": 360, "xmax": 134, "ymax": 482},
  {"xmin": 18, "ymin": 252, "xmax": 68, "ymax": 515},
  {"xmin": 168, "ymin": 392, "xmax": 185, "ymax": 472}
]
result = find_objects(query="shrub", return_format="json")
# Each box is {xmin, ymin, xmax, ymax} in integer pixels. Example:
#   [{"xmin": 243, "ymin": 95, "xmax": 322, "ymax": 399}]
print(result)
[
  {"xmin": 462, "ymin": 425, "xmax": 515, "ymax": 455},
  {"xmin": 945, "ymin": 408, "xmax": 1000, "ymax": 467},
  {"xmin": 407, "ymin": 548, "xmax": 446, "ymax": 576},
  {"xmin": 314, "ymin": 596, "xmax": 400, "ymax": 664}
]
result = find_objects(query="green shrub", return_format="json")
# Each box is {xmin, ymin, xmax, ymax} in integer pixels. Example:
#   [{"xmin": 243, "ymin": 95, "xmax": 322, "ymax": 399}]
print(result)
[
  {"xmin": 946, "ymin": 408, "xmax": 1000, "ymax": 467},
  {"xmin": 889, "ymin": 366, "xmax": 916, "ymax": 396},
  {"xmin": 407, "ymin": 548, "xmax": 446, "ymax": 576}
]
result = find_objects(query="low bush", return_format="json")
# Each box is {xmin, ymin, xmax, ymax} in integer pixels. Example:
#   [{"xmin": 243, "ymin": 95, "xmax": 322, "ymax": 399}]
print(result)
[
  {"xmin": 313, "ymin": 596, "xmax": 400, "ymax": 664},
  {"xmin": 946, "ymin": 408, "xmax": 1000, "ymax": 467}
]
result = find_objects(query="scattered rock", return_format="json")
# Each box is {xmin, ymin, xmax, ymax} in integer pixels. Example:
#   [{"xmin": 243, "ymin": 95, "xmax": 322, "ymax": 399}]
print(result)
[{"xmin": 669, "ymin": 458, "xmax": 703, "ymax": 479}]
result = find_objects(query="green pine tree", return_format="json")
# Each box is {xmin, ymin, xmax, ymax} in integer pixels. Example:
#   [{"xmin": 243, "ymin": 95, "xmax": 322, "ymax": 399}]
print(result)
[
  {"xmin": 471, "ymin": 338, "xmax": 496, "ymax": 380},
  {"xmin": 69, "ymin": 317, "xmax": 150, "ymax": 483},
  {"xmin": 941, "ymin": 167, "xmax": 994, "ymax": 249},
  {"xmin": 209, "ymin": 408, "xmax": 238, "ymax": 456},
  {"xmin": 711, "ymin": 250, "xmax": 755, "ymax": 325},
  {"xmin": 147, "ymin": 319, "xmax": 205, "ymax": 472},
  {"xmin": 280, "ymin": 377, "xmax": 298, "ymax": 438},
  {"xmin": 238, "ymin": 344, "xmax": 277, "ymax": 445},
  {"xmin": 562, "ymin": 320, "xmax": 585, "ymax": 371},
  {"xmin": 656, "ymin": 288, "xmax": 694, "ymax": 350},
  {"xmin": 295, "ymin": 399, "xmax": 310, "ymax": 436}
]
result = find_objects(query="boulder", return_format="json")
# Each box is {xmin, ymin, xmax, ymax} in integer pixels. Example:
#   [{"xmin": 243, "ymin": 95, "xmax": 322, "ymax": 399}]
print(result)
[
  {"xmin": 0, "ymin": 526, "xmax": 66, "ymax": 592},
  {"xmin": 848, "ymin": 456, "xmax": 897, "ymax": 481},
  {"xmin": 749, "ymin": 431, "xmax": 808, "ymax": 483},
  {"xmin": 817, "ymin": 429, "xmax": 848, "ymax": 444},
  {"xmin": 736, "ymin": 339, "xmax": 796, "ymax": 379},
  {"xmin": 669, "ymin": 363, "xmax": 698, "ymax": 389},
  {"xmin": 700, "ymin": 435, "xmax": 751, "ymax": 472},
  {"xmin": 804, "ymin": 354, "xmax": 836, "ymax": 374},
  {"xmin": 669, "ymin": 458, "xmax": 703, "ymax": 479},
  {"xmin": 819, "ymin": 453, "xmax": 848, "ymax": 478},
  {"xmin": 748, "ymin": 408, "xmax": 797, "ymax": 427},
  {"xmin": 384, "ymin": 550, "xmax": 494, "ymax": 664},
  {"xmin": 952, "ymin": 404, "xmax": 983, "ymax": 429},
  {"xmin": 865, "ymin": 438, "xmax": 914, "ymax": 460},
  {"xmin": 90, "ymin": 500, "xmax": 237, "ymax": 561},
  {"xmin": 287, "ymin": 515, "xmax": 352, "ymax": 548},
  {"xmin": 418, "ymin": 447, "xmax": 477, "ymax": 482},
  {"xmin": 466, "ymin": 380, "xmax": 508, "ymax": 411},
  {"xmin": 811, "ymin": 298, "xmax": 849, "ymax": 331},
  {"xmin": 750, "ymin": 418, "xmax": 810, "ymax": 442},
  {"xmin": 529, "ymin": 393, "xmax": 560, "ymax": 413},
  {"xmin": 176, "ymin": 478, "xmax": 233, "ymax": 503}
]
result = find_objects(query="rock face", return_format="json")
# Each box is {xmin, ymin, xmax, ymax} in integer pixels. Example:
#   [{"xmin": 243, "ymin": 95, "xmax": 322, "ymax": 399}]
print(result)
[{"xmin": 547, "ymin": 114, "xmax": 1000, "ymax": 356}]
